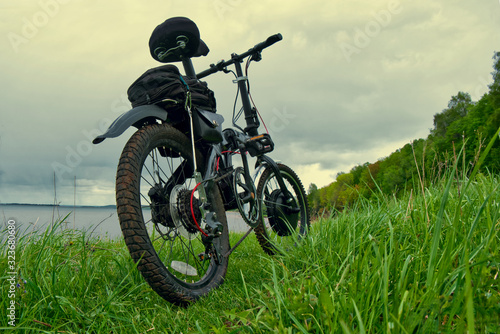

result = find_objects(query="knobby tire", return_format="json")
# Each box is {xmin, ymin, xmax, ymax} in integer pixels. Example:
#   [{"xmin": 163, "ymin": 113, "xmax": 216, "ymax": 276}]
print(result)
[
  {"xmin": 116, "ymin": 123, "xmax": 229, "ymax": 306},
  {"xmin": 254, "ymin": 163, "xmax": 310, "ymax": 255}
]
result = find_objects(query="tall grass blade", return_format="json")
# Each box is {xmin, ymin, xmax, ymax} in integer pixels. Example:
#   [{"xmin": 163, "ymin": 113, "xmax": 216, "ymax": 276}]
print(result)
[
  {"xmin": 426, "ymin": 145, "xmax": 462, "ymax": 287},
  {"xmin": 451, "ymin": 125, "xmax": 500, "ymax": 233},
  {"xmin": 465, "ymin": 246, "xmax": 475, "ymax": 334},
  {"xmin": 352, "ymin": 299, "xmax": 366, "ymax": 334}
]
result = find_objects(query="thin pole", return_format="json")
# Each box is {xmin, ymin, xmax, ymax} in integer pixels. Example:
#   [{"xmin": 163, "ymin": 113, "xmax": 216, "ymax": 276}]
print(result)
[{"xmin": 73, "ymin": 175, "xmax": 76, "ymax": 230}]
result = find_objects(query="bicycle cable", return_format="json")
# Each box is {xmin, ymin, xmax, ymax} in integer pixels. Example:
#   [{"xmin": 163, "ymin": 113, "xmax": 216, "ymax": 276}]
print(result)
[
  {"xmin": 245, "ymin": 57, "xmax": 269, "ymax": 134},
  {"xmin": 229, "ymin": 69, "xmax": 246, "ymax": 133}
]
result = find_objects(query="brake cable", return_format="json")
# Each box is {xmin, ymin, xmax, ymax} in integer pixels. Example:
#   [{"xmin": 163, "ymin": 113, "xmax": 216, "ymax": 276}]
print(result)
[{"xmin": 245, "ymin": 56, "xmax": 269, "ymax": 134}]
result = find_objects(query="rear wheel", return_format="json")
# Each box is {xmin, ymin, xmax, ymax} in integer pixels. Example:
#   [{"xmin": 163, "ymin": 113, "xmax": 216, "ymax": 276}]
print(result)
[
  {"xmin": 116, "ymin": 123, "xmax": 229, "ymax": 306},
  {"xmin": 254, "ymin": 163, "xmax": 309, "ymax": 255}
]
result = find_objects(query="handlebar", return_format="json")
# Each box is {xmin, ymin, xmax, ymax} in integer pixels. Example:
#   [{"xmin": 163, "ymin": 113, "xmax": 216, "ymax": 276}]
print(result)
[
  {"xmin": 253, "ymin": 33, "xmax": 283, "ymax": 52},
  {"xmin": 196, "ymin": 33, "xmax": 282, "ymax": 79}
]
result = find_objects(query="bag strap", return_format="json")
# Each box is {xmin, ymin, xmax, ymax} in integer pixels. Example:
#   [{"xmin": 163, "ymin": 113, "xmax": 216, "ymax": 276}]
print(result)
[{"xmin": 179, "ymin": 75, "xmax": 192, "ymax": 110}]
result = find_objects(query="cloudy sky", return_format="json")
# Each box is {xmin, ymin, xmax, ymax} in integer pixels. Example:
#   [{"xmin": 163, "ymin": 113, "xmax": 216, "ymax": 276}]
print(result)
[{"xmin": 1, "ymin": 0, "xmax": 499, "ymax": 206}]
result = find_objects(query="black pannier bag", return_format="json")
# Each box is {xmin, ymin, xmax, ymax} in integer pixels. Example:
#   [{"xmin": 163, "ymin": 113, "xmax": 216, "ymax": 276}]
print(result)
[
  {"xmin": 127, "ymin": 64, "xmax": 216, "ymax": 112},
  {"xmin": 127, "ymin": 65, "xmax": 184, "ymax": 108},
  {"xmin": 127, "ymin": 64, "xmax": 222, "ymax": 142}
]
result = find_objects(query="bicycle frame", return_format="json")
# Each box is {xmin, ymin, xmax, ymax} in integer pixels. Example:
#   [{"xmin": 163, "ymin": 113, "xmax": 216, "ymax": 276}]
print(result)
[{"xmin": 176, "ymin": 34, "xmax": 293, "ymax": 248}]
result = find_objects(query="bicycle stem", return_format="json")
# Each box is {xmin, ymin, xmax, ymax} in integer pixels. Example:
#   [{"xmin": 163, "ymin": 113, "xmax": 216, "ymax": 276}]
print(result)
[{"xmin": 231, "ymin": 56, "xmax": 259, "ymax": 137}]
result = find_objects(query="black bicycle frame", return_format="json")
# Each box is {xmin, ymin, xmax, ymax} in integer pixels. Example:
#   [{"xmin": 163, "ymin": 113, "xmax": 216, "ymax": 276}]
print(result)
[{"xmin": 177, "ymin": 34, "xmax": 292, "ymax": 240}]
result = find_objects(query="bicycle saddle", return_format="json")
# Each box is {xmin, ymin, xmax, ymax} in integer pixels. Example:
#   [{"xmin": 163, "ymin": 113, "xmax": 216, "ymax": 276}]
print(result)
[{"xmin": 149, "ymin": 17, "xmax": 209, "ymax": 63}]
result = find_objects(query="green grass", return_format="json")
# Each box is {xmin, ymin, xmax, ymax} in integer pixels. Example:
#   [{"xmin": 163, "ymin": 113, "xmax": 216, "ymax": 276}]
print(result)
[{"xmin": 2, "ymin": 139, "xmax": 500, "ymax": 333}]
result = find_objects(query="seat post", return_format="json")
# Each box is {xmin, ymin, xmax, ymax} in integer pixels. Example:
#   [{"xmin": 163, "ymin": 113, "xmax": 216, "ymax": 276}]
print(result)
[{"xmin": 182, "ymin": 58, "xmax": 197, "ymax": 78}]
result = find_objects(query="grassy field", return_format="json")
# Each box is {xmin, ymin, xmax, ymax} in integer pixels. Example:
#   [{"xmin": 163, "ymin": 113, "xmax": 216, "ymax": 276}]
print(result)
[{"xmin": 1, "ymin": 168, "xmax": 499, "ymax": 332}]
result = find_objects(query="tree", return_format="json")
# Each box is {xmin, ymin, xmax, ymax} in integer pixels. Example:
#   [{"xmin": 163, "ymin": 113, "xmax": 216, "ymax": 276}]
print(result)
[
  {"xmin": 432, "ymin": 91, "xmax": 472, "ymax": 138},
  {"xmin": 489, "ymin": 51, "xmax": 500, "ymax": 109},
  {"xmin": 307, "ymin": 183, "xmax": 320, "ymax": 215},
  {"xmin": 308, "ymin": 52, "xmax": 500, "ymax": 215},
  {"xmin": 350, "ymin": 162, "xmax": 369, "ymax": 185}
]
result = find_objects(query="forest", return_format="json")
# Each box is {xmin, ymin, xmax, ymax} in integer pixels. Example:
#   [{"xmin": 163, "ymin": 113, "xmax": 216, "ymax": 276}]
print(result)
[{"xmin": 308, "ymin": 51, "xmax": 500, "ymax": 216}]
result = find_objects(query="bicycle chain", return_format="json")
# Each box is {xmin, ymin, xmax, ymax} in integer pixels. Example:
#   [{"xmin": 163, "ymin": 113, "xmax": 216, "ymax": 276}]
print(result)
[{"xmin": 213, "ymin": 170, "xmax": 234, "ymax": 183}]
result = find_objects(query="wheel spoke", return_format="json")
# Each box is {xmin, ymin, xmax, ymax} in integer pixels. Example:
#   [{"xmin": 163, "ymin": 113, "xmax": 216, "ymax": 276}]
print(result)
[
  {"xmin": 116, "ymin": 124, "xmax": 229, "ymax": 305},
  {"xmin": 157, "ymin": 235, "xmax": 168, "ymax": 256},
  {"xmin": 144, "ymin": 147, "xmax": 211, "ymax": 280},
  {"xmin": 140, "ymin": 192, "xmax": 151, "ymax": 204},
  {"xmin": 254, "ymin": 164, "xmax": 310, "ymax": 255}
]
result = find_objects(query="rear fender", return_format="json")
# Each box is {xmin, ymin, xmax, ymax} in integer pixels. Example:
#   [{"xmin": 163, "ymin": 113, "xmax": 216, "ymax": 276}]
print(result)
[{"xmin": 92, "ymin": 105, "xmax": 168, "ymax": 144}]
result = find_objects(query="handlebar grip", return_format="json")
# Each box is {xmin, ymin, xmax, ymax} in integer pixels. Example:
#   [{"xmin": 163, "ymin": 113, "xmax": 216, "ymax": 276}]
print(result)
[
  {"xmin": 264, "ymin": 33, "xmax": 283, "ymax": 47},
  {"xmin": 254, "ymin": 33, "xmax": 283, "ymax": 52}
]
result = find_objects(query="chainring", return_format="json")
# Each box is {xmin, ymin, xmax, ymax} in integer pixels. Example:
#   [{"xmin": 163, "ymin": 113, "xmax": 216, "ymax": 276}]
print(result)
[{"xmin": 233, "ymin": 167, "xmax": 260, "ymax": 228}]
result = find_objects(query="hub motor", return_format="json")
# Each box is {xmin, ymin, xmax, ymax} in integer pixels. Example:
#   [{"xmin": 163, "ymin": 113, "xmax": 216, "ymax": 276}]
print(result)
[
  {"xmin": 148, "ymin": 184, "xmax": 174, "ymax": 227},
  {"xmin": 267, "ymin": 189, "xmax": 299, "ymax": 236}
]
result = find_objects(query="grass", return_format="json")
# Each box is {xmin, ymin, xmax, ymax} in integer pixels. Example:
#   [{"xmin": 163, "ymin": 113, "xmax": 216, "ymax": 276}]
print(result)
[
  {"xmin": 1, "ymin": 171, "xmax": 498, "ymax": 333},
  {"xmin": 1, "ymin": 134, "xmax": 499, "ymax": 332}
]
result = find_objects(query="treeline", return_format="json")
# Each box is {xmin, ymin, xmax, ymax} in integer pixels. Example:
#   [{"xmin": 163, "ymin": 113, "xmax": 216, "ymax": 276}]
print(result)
[{"xmin": 308, "ymin": 51, "xmax": 500, "ymax": 216}]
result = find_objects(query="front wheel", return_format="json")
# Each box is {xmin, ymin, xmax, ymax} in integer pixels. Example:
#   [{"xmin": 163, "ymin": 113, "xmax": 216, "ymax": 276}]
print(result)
[
  {"xmin": 116, "ymin": 123, "xmax": 229, "ymax": 306},
  {"xmin": 254, "ymin": 163, "xmax": 310, "ymax": 255}
]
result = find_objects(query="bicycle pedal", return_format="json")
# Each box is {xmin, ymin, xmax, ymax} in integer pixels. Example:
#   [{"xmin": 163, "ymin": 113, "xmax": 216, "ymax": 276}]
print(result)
[
  {"xmin": 245, "ymin": 133, "xmax": 274, "ymax": 157},
  {"xmin": 197, "ymin": 253, "xmax": 209, "ymax": 261},
  {"xmin": 238, "ymin": 191, "xmax": 255, "ymax": 203}
]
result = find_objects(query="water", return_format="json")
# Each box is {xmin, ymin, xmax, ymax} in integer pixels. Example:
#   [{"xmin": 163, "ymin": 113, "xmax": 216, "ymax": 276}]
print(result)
[{"xmin": 1, "ymin": 204, "xmax": 249, "ymax": 240}]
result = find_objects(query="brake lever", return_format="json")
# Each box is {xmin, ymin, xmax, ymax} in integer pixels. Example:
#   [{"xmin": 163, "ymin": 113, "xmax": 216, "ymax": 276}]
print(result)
[
  {"xmin": 211, "ymin": 59, "xmax": 231, "ymax": 74},
  {"xmin": 250, "ymin": 51, "xmax": 262, "ymax": 62}
]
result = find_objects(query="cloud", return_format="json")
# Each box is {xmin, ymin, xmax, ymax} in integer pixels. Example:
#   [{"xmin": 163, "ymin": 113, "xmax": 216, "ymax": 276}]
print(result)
[{"xmin": 0, "ymin": 0, "xmax": 498, "ymax": 204}]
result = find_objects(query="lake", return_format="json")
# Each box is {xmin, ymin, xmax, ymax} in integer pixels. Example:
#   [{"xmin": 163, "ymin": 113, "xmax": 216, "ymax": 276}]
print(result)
[{"xmin": 0, "ymin": 204, "xmax": 249, "ymax": 240}]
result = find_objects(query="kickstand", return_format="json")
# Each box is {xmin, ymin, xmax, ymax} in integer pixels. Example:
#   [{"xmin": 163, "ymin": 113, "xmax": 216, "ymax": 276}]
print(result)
[{"xmin": 223, "ymin": 227, "xmax": 254, "ymax": 258}]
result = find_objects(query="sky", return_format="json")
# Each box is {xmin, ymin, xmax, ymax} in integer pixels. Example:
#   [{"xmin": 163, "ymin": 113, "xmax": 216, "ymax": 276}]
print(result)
[{"xmin": 0, "ymin": 0, "xmax": 499, "ymax": 206}]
